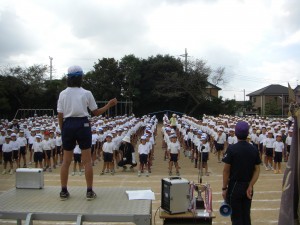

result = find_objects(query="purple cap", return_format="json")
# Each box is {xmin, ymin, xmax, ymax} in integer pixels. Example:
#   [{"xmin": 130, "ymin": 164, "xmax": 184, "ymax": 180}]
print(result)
[{"xmin": 235, "ymin": 121, "xmax": 249, "ymax": 139}]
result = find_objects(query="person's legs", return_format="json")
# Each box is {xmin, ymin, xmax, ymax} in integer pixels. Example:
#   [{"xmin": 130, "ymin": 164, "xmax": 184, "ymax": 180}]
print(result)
[
  {"xmin": 227, "ymin": 182, "xmax": 244, "ymax": 225},
  {"xmin": 81, "ymin": 149, "xmax": 93, "ymax": 187},
  {"xmin": 60, "ymin": 150, "xmax": 73, "ymax": 188},
  {"xmin": 242, "ymin": 196, "xmax": 252, "ymax": 225}
]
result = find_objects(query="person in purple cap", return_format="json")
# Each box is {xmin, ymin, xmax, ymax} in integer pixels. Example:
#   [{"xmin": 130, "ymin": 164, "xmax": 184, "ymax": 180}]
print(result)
[
  {"xmin": 57, "ymin": 65, "xmax": 117, "ymax": 200},
  {"xmin": 222, "ymin": 121, "xmax": 261, "ymax": 225}
]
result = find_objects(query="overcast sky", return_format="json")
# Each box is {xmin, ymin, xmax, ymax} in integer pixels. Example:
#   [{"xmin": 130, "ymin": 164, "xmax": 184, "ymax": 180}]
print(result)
[{"xmin": 0, "ymin": 0, "xmax": 299, "ymax": 100}]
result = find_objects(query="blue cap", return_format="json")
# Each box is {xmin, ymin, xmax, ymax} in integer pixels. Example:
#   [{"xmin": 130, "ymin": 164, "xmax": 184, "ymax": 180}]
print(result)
[
  {"xmin": 67, "ymin": 65, "xmax": 83, "ymax": 77},
  {"xmin": 235, "ymin": 121, "xmax": 249, "ymax": 139}
]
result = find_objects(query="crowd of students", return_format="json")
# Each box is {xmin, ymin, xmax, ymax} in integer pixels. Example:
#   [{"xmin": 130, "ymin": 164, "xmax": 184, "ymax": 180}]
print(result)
[
  {"xmin": 0, "ymin": 113, "xmax": 293, "ymax": 176},
  {"xmin": 0, "ymin": 115, "xmax": 158, "ymax": 176},
  {"xmin": 161, "ymin": 113, "xmax": 293, "ymax": 176}
]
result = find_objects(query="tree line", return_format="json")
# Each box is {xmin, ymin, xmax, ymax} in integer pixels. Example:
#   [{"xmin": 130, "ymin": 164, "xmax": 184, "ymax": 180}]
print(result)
[{"xmin": 0, "ymin": 54, "xmax": 244, "ymax": 120}]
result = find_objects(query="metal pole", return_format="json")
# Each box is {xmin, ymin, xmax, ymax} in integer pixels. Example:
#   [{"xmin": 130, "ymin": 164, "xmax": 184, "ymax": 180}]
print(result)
[
  {"xmin": 49, "ymin": 56, "xmax": 53, "ymax": 81},
  {"xmin": 282, "ymin": 94, "xmax": 284, "ymax": 117}
]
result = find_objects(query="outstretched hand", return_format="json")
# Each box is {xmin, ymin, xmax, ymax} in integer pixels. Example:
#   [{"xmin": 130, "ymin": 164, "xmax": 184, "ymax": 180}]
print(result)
[{"xmin": 108, "ymin": 98, "xmax": 118, "ymax": 107}]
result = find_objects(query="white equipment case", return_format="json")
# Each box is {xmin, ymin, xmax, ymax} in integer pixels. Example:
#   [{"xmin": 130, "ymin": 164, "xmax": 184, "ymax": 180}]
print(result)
[
  {"xmin": 16, "ymin": 168, "xmax": 44, "ymax": 189},
  {"xmin": 161, "ymin": 177, "xmax": 190, "ymax": 214}
]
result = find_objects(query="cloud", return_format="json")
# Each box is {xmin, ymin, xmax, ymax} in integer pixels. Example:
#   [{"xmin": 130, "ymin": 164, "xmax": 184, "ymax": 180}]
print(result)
[{"xmin": 0, "ymin": 9, "xmax": 40, "ymax": 63}]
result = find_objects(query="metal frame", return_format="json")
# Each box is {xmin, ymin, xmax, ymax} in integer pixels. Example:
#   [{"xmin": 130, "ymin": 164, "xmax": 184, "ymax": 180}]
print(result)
[
  {"xmin": 0, "ymin": 186, "xmax": 152, "ymax": 225},
  {"xmin": 96, "ymin": 100, "xmax": 133, "ymax": 117}
]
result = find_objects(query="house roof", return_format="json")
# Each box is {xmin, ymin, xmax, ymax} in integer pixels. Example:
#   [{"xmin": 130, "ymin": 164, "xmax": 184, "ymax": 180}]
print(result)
[
  {"xmin": 247, "ymin": 84, "xmax": 288, "ymax": 97},
  {"xmin": 206, "ymin": 81, "xmax": 222, "ymax": 90},
  {"xmin": 294, "ymin": 85, "xmax": 300, "ymax": 92}
]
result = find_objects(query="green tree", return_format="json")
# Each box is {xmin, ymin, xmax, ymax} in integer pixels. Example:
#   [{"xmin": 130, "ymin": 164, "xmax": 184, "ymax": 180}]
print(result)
[
  {"xmin": 84, "ymin": 58, "xmax": 121, "ymax": 101},
  {"xmin": 265, "ymin": 100, "xmax": 281, "ymax": 115}
]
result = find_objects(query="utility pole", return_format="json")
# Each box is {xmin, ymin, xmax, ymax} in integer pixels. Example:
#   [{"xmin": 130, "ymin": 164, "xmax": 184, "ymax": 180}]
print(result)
[
  {"xmin": 49, "ymin": 56, "xmax": 53, "ymax": 81},
  {"xmin": 180, "ymin": 48, "xmax": 188, "ymax": 72},
  {"xmin": 243, "ymin": 89, "xmax": 246, "ymax": 112}
]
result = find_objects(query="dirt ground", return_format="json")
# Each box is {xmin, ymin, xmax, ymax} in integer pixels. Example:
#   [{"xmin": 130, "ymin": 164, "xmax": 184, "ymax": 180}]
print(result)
[{"xmin": 0, "ymin": 123, "xmax": 284, "ymax": 224}]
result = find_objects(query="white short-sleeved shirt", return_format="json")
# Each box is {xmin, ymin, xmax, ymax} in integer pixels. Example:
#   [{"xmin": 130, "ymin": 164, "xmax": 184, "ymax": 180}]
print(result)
[
  {"xmin": 168, "ymin": 141, "xmax": 180, "ymax": 154},
  {"xmin": 28, "ymin": 136, "xmax": 35, "ymax": 145},
  {"xmin": 2, "ymin": 142, "xmax": 13, "ymax": 153},
  {"xmin": 198, "ymin": 142, "xmax": 210, "ymax": 153},
  {"xmin": 18, "ymin": 137, "xmax": 27, "ymax": 147},
  {"xmin": 138, "ymin": 143, "xmax": 150, "ymax": 155},
  {"xmin": 55, "ymin": 136, "xmax": 62, "ymax": 146},
  {"xmin": 74, "ymin": 145, "xmax": 81, "ymax": 154},
  {"xmin": 33, "ymin": 142, "xmax": 43, "ymax": 153},
  {"xmin": 11, "ymin": 140, "xmax": 20, "ymax": 151},
  {"xmin": 102, "ymin": 142, "xmax": 114, "ymax": 154},
  {"xmin": 286, "ymin": 136, "xmax": 292, "ymax": 145},
  {"xmin": 57, "ymin": 87, "xmax": 98, "ymax": 118},
  {"xmin": 273, "ymin": 141, "xmax": 284, "ymax": 152},
  {"xmin": 264, "ymin": 138, "xmax": 275, "ymax": 148},
  {"xmin": 42, "ymin": 139, "xmax": 52, "ymax": 151},
  {"xmin": 227, "ymin": 136, "xmax": 238, "ymax": 145}
]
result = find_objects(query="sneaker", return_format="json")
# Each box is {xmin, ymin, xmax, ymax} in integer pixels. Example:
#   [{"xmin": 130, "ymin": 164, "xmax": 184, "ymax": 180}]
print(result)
[
  {"xmin": 86, "ymin": 190, "xmax": 97, "ymax": 201},
  {"xmin": 28, "ymin": 162, "xmax": 32, "ymax": 165},
  {"xmin": 23, "ymin": 164, "xmax": 27, "ymax": 168},
  {"xmin": 176, "ymin": 172, "xmax": 180, "ymax": 176},
  {"xmin": 2, "ymin": 170, "xmax": 6, "ymax": 175},
  {"xmin": 138, "ymin": 171, "xmax": 141, "ymax": 177},
  {"xmin": 111, "ymin": 171, "xmax": 114, "ymax": 175},
  {"xmin": 79, "ymin": 171, "xmax": 83, "ymax": 176},
  {"xmin": 71, "ymin": 171, "xmax": 75, "ymax": 176},
  {"xmin": 48, "ymin": 168, "xmax": 52, "ymax": 172},
  {"xmin": 145, "ymin": 171, "xmax": 149, "ymax": 177},
  {"xmin": 100, "ymin": 171, "xmax": 104, "ymax": 175},
  {"xmin": 60, "ymin": 190, "xmax": 70, "ymax": 201},
  {"xmin": 206, "ymin": 172, "xmax": 210, "ymax": 176},
  {"xmin": 265, "ymin": 167, "xmax": 270, "ymax": 171},
  {"xmin": 274, "ymin": 170, "xmax": 278, "ymax": 174},
  {"xmin": 9, "ymin": 169, "xmax": 13, "ymax": 175},
  {"xmin": 278, "ymin": 170, "xmax": 282, "ymax": 174}
]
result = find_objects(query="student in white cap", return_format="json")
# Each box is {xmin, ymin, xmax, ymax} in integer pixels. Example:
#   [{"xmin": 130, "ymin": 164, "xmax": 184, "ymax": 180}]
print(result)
[
  {"xmin": 57, "ymin": 65, "xmax": 117, "ymax": 200},
  {"xmin": 118, "ymin": 135, "xmax": 137, "ymax": 172},
  {"xmin": 137, "ymin": 136, "xmax": 150, "ymax": 177},
  {"xmin": 2, "ymin": 136, "xmax": 13, "ymax": 175}
]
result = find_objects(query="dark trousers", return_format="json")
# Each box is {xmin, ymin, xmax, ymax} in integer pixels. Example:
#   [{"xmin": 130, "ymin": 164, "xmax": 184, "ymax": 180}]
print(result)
[{"xmin": 227, "ymin": 181, "xmax": 252, "ymax": 225}]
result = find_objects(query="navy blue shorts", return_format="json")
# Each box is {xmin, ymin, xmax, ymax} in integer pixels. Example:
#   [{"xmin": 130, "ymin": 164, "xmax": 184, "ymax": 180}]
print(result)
[
  {"xmin": 139, "ymin": 154, "xmax": 148, "ymax": 164},
  {"xmin": 215, "ymin": 143, "xmax": 224, "ymax": 151},
  {"xmin": 29, "ymin": 144, "xmax": 33, "ymax": 152},
  {"xmin": 20, "ymin": 146, "xmax": 26, "ymax": 155},
  {"xmin": 3, "ymin": 152, "xmax": 12, "ymax": 162},
  {"xmin": 34, "ymin": 152, "xmax": 43, "ymax": 162},
  {"xmin": 287, "ymin": 145, "xmax": 291, "ymax": 153},
  {"xmin": 44, "ymin": 150, "xmax": 52, "ymax": 158},
  {"xmin": 199, "ymin": 152, "xmax": 209, "ymax": 163},
  {"xmin": 62, "ymin": 117, "xmax": 91, "ymax": 151},
  {"xmin": 170, "ymin": 153, "xmax": 179, "ymax": 162},
  {"xmin": 274, "ymin": 152, "xmax": 282, "ymax": 162},
  {"xmin": 74, "ymin": 153, "xmax": 81, "ymax": 163},
  {"xmin": 266, "ymin": 148, "xmax": 273, "ymax": 157},
  {"xmin": 103, "ymin": 152, "xmax": 113, "ymax": 162},
  {"xmin": 13, "ymin": 150, "xmax": 19, "ymax": 160}
]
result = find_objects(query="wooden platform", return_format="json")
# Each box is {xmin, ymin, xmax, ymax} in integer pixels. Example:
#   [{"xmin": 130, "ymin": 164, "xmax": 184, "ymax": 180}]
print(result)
[{"xmin": 0, "ymin": 186, "xmax": 152, "ymax": 225}]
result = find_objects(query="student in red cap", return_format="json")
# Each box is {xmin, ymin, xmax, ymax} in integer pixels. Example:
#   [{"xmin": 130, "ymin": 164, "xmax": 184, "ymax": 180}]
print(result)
[{"xmin": 57, "ymin": 65, "xmax": 117, "ymax": 201}]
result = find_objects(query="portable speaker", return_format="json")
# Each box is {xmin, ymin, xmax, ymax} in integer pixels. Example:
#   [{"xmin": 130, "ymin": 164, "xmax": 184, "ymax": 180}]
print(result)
[{"xmin": 219, "ymin": 202, "xmax": 232, "ymax": 217}]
